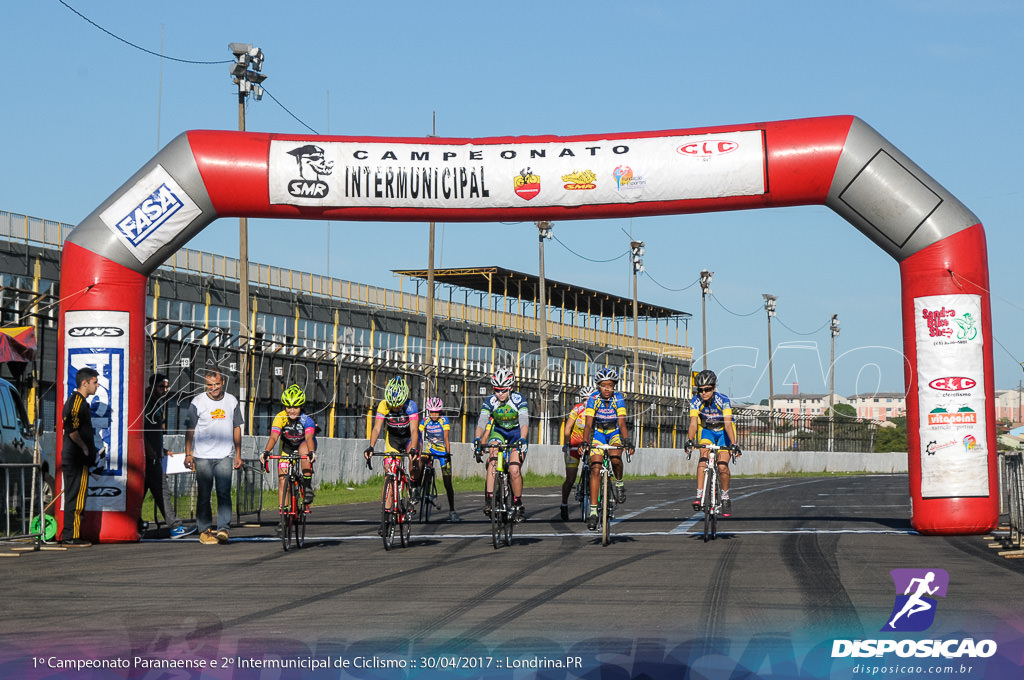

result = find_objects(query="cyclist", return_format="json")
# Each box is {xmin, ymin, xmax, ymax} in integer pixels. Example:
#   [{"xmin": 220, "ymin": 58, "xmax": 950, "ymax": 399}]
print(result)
[
  {"xmin": 417, "ymin": 396, "xmax": 462, "ymax": 523},
  {"xmin": 580, "ymin": 367, "xmax": 634, "ymax": 531},
  {"xmin": 364, "ymin": 376, "xmax": 420, "ymax": 535},
  {"xmin": 259, "ymin": 384, "xmax": 317, "ymax": 536},
  {"xmin": 473, "ymin": 368, "xmax": 529, "ymax": 522},
  {"xmin": 559, "ymin": 385, "xmax": 596, "ymax": 521},
  {"xmin": 686, "ymin": 369, "xmax": 741, "ymax": 516}
]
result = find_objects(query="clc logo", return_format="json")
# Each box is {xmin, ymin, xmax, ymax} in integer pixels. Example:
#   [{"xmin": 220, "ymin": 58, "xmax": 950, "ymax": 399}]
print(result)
[
  {"xmin": 928, "ymin": 376, "xmax": 976, "ymax": 391},
  {"xmin": 677, "ymin": 140, "xmax": 739, "ymax": 157}
]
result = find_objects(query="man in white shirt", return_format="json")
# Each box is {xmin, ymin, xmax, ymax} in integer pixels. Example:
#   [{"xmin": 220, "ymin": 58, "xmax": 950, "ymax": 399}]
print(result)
[{"xmin": 184, "ymin": 371, "xmax": 243, "ymax": 544}]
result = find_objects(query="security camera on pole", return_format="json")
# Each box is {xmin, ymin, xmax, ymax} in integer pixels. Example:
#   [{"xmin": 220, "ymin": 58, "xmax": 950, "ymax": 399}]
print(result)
[
  {"xmin": 699, "ymin": 269, "xmax": 713, "ymax": 372},
  {"xmin": 630, "ymin": 240, "xmax": 645, "ymax": 395}
]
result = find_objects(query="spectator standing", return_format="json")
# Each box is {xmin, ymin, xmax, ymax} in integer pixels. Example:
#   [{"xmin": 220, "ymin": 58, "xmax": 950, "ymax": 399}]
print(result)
[
  {"xmin": 60, "ymin": 366, "xmax": 100, "ymax": 547},
  {"xmin": 184, "ymin": 371, "xmax": 243, "ymax": 545},
  {"xmin": 143, "ymin": 373, "xmax": 195, "ymax": 539}
]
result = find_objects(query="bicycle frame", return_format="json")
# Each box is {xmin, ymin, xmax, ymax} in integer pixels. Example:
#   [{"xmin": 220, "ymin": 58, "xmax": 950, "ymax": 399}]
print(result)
[
  {"xmin": 416, "ymin": 452, "xmax": 441, "ymax": 523},
  {"xmin": 367, "ymin": 451, "xmax": 413, "ymax": 550},
  {"xmin": 265, "ymin": 453, "xmax": 310, "ymax": 551},
  {"xmin": 586, "ymin": 443, "xmax": 630, "ymax": 546},
  {"xmin": 480, "ymin": 441, "xmax": 519, "ymax": 549},
  {"xmin": 686, "ymin": 442, "xmax": 737, "ymax": 542}
]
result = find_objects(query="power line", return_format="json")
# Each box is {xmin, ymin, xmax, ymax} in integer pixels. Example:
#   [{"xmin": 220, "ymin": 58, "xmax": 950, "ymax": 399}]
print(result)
[
  {"xmin": 709, "ymin": 294, "xmax": 762, "ymax": 317},
  {"xmin": 774, "ymin": 315, "xmax": 830, "ymax": 336},
  {"xmin": 262, "ymin": 87, "xmax": 318, "ymax": 134},
  {"xmin": 551, "ymin": 234, "xmax": 628, "ymax": 263},
  {"xmin": 59, "ymin": 1, "xmax": 232, "ymax": 64},
  {"xmin": 643, "ymin": 270, "xmax": 698, "ymax": 292}
]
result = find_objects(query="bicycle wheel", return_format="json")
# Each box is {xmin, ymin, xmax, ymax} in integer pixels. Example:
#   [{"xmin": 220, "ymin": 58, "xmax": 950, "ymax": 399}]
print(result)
[
  {"xmin": 576, "ymin": 462, "xmax": 591, "ymax": 522},
  {"xmin": 282, "ymin": 510, "xmax": 293, "ymax": 551},
  {"xmin": 382, "ymin": 474, "xmax": 396, "ymax": 551},
  {"xmin": 601, "ymin": 468, "xmax": 611, "ymax": 546},
  {"xmin": 502, "ymin": 475, "xmax": 514, "ymax": 547},
  {"xmin": 399, "ymin": 479, "xmax": 412, "ymax": 548},
  {"xmin": 419, "ymin": 466, "xmax": 434, "ymax": 523},
  {"xmin": 491, "ymin": 474, "xmax": 505, "ymax": 550},
  {"xmin": 710, "ymin": 472, "xmax": 721, "ymax": 541},
  {"xmin": 702, "ymin": 468, "xmax": 714, "ymax": 543},
  {"xmin": 290, "ymin": 477, "xmax": 306, "ymax": 549}
]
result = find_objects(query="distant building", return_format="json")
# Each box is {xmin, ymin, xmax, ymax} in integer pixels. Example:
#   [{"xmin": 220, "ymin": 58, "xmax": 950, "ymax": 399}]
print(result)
[
  {"xmin": 847, "ymin": 392, "xmax": 907, "ymax": 422},
  {"xmin": 770, "ymin": 392, "xmax": 848, "ymax": 417},
  {"xmin": 994, "ymin": 388, "xmax": 1024, "ymax": 424}
]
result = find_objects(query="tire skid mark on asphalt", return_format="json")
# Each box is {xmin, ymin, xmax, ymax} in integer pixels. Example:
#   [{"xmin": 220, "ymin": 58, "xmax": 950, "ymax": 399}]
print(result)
[
  {"xmin": 408, "ymin": 537, "xmax": 587, "ymax": 644},
  {"xmin": 699, "ymin": 541, "xmax": 741, "ymax": 645},
  {"xmin": 440, "ymin": 549, "xmax": 668, "ymax": 652},
  {"xmin": 782, "ymin": 531, "xmax": 863, "ymax": 633},
  {"xmin": 193, "ymin": 547, "xmax": 497, "ymax": 636}
]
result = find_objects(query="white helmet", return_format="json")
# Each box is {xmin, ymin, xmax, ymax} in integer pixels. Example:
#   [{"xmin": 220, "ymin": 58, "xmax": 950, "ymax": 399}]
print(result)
[
  {"xmin": 490, "ymin": 368, "xmax": 514, "ymax": 389},
  {"xmin": 578, "ymin": 385, "xmax": 597, "ymax": 400}
]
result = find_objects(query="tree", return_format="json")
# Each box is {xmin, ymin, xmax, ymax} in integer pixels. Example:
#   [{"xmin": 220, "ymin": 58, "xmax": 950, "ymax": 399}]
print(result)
[{"xmin": 874, "ymin": 416, "xmax": 907, "ymax": 453}]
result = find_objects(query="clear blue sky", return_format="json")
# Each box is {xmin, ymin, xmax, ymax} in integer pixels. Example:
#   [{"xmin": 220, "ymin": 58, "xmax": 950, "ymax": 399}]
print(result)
[{"xmin": 3, "ymin": 0, "xmax": 1022, "ymax": 402}]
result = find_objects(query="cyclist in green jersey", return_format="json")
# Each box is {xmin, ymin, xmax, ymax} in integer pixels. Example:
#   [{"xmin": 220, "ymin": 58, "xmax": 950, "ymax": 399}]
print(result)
[{"xmin": 473, "ymin": 368, "xmax": 530, "ymax": 521}]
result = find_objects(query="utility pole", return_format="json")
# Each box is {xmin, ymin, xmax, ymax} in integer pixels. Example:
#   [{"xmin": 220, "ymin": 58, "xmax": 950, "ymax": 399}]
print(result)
[
  {"xmin": 537, "ymin": 221, "xmax": 553, "ymax": 444},
  {"xmin": 699, "ymin": 269, "xmax": 713, "ymax": 371},
  {"xmin": 829, "ymin": 313, "xmax": 840, "ymax": 452},
  {"xmin": 424, "ymin": 112, "xmax": 437, "ymax": 384},
  {"xmin": 763, "ymin": 294, "xmax": 778, "ymax": 414},
  {"xmin": 630, "ymin": 240, "xmax": 645, "ymax": 395},
  {"xmin": 229, "ymin": 42, "xmax": 266, "ymax": 433}
]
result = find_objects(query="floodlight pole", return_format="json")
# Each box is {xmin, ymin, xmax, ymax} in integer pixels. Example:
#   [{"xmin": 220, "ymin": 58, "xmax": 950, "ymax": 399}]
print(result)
[
  {"xmin": 229, "ymin": 42, "xmax": 265, "ymax": 433},
  {"xmin": 828, "ymin": 313, "xmax": 840, "ymax": 452},
  {"xmin": 763, "ymin": 294, "xmax": 778, "ymax": 414},
  {"xmin": 537, "ymin": 221, "xmax": 553, "ymax": 444},
  {"xmin": 424, "ymin": 113, "xmax": 437, "ymax": 383},
  {"xmin": 630, "ymin": 240, "xmax": 645, "ymax": 395},
  {"xmin": 699, "ymin": 269, "xmax": 713, "ymax": 371}
]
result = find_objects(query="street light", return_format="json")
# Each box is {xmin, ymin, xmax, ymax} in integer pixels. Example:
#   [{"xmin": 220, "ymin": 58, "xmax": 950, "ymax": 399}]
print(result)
[
  {"xmin": 699, "ymin": 269, "xmax": 713, "ymax": 371},
  {"xmin": 630, "ymin": 240, "xmax": 645, "ymax": 395},
  {"xmin": 537, "ymin": 220, "xmax": 553, "ymax": 444},
  {"xmin": 229, "ymin": 42, "xmax": 266, "ymax": 432},
  {"xmin": 763, "ymin": 294, "xmax": 777, "ymax": 413},
  {"xmin": 829, "ymin": 313, "xmax": 840, "ymax": 451}
]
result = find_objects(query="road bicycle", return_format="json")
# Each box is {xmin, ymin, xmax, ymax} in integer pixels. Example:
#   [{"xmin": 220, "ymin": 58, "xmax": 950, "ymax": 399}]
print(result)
[
  {"xmin": 263, "ymin": 453, "xmax": 311, "ymax": 552},
  {"xmin": 415, "ymin": 451, "xmax": 443, "ymax": 523},
  {"xmin": 686, "ymin": 442, "xmax": 739, "ymax": 543},
  {"xmin": 476, "ymin": 440, "xmax": 521, "ymax": 549},
  {"xmin": 366, "ymin": 450, "xmax": 413, "ymax": 550},
  {"xmin": 581, "ymin": 442, "xmax": 633, "ymax": 546}
]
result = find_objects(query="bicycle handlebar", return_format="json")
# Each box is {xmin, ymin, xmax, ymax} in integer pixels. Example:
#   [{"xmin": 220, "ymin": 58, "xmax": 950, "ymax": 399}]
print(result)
[
  {"xmin": 261, "ymin": 453, "xmax": 310, "ymax": 473},
  {"xmin": 685, "ymin": 443, "xmax": 739, "ymax": 462}
]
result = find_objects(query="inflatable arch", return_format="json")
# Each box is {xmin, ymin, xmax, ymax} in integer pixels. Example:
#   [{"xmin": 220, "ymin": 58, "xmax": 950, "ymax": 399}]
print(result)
[{"xmin": 56, "ymin": 115, "xmax": 995, "ymax": 540}]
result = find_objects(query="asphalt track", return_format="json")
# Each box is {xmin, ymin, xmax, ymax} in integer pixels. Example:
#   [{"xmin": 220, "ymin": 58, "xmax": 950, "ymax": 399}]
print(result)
[{"xmin": 2, "ymin": 473, "xmax": 1022, "ymax": 678}]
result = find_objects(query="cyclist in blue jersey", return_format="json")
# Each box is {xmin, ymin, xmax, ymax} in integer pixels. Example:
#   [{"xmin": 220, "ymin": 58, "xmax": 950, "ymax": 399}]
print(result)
[
  {"xmin": 686, "ymin": 369, "xmax": 742, "ymax": 516},
  {"xmin": 418, "ymin": 396, "xmax": 462, "ymax": 522},
  {"xmin": 259, "ymin": 384, "xmax": 317, "ymax": 536},
  {"xmin": 473, "ymin": 368, "xmax": 529, "ymax": 522},
  {"xmin": 580, "ymin": 367, "xmax": 635, "ymax": 531}
]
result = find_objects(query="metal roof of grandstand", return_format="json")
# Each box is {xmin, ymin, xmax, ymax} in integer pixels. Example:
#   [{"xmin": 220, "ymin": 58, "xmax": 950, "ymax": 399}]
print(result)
[{"xmin": 393, "ymin": 266, "xmax": 691, "ymax": 320}]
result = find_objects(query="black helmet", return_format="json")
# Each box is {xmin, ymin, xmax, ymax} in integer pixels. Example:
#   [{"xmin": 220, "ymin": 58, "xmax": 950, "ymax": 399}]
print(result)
[{"xmin": 694, "ymin": 369, "xmax": 717, "ymax": 389}]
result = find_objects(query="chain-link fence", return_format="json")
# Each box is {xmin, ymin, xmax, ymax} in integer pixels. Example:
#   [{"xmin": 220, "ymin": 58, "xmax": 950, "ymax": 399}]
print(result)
[
  {"xmin": 999, "ymin": 452, "xmax": 1023, "ymax": 550},
  {"xmin": 732, "ymin": 407, "xmax": 880, "ymax": 453}
]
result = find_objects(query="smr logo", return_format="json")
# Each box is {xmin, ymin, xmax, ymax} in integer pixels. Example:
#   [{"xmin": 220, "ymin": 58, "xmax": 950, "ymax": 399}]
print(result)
[
  {"xmin": 286, "ymin": 144, "xmax": 333, "ymax": 198},
  {"xmin": 882, "ymin": 568, "xmax": 949, "ymax": 632}
]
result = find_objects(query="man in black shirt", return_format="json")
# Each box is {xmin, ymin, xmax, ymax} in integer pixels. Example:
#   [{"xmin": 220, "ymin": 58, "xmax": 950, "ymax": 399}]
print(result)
[
  {"xmin": 61, "ymin": 367, "xmax": 100, "ymax": 546},
  {"xmin": 143, "ymin": 374, "xmax": 194, "ymax": 538}
]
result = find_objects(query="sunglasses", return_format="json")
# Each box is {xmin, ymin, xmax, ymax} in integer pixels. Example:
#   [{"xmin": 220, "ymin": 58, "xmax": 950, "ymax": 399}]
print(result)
[
  {"xmin": 697, "ymin": 386, "xmax": 715, "ymax": 393},
  {"xmin": 494, "ymin": 387, "xmax": 511, "ymax": 394}
]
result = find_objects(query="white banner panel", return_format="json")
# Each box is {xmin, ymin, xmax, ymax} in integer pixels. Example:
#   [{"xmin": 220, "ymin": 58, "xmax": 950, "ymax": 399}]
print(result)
[
  {"xmin": 99, "ymin": 165, "xmax": 202, "ymax": 263},
  {"xmin": 915, "ymin": 294, "xmax": 988, "ymax": 498},
  {"xmin": 63, "ymin": 310, "xmax": 130, "ymax": 512},
  {"xmin": 268, "ymin": 131, "xmax": 767, "ymax": 209}
]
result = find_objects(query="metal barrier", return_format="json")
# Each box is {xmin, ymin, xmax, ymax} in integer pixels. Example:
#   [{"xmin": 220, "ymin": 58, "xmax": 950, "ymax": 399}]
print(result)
[
  {"xmin": 1, "ymin": 462, "xmax": 47, "ymax": 543},
  {"xmin": 733, "ymin": 408, "xmax": 880, "ymax": 453},
  {"xmin": 234, "ymin": 459, "xmax": 266, "ymax": 526},
  {"xmin": 1000, "ymin": 452, "xmax": 1023, "ymax": 550}
]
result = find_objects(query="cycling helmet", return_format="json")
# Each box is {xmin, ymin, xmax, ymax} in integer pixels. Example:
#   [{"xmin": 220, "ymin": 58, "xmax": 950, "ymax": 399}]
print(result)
[
  {"xmin": 280, "ymin": 384, "xmax": 306, "ymax": 407},
  {"xmin": 694, "ymin": 369, "xmax": 717, "ymax": 389},
  {"xmin": 490, "ymin": 368, "xmax": 515, "ymax": 389},
  {"xmin": 578, "ymin": 385, "xmax": 597, "ymax": 400},
  {"xmin": 594, "ymin": 367, "xmax": 619, "ymax": 384},
  {"xmin": 384, "ymin": 376, "xmax": 410, "ymax": 408},
  {"xmin": 425, "ymin": 396, "xmax": 443, "ymax": 412}
]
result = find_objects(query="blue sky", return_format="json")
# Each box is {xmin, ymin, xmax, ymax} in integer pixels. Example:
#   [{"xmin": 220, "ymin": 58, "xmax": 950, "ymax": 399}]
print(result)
[{"xmin": 3, "ymin": 0, "xmax": 1023, "ymax": 402}]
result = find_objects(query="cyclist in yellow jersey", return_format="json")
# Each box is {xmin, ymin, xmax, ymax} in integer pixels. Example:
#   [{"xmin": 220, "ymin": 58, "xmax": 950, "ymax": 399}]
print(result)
[
  {"xmin": 364, "ymin": 376, "xmax": 420, "ymax": 536},
  {"xmin": 259, "ymin": 385, "xmax": 317, "ymax": 536},
  {"xmin": 686, "ymin": 369, "xmax": 742, "ymax": 516},
  {"xmin": 417, "ymin": 396, "xmax": 462, "ymax": 522},
  {"xmin": 559, "ymin": 385, "xmax": 596, "ymax": 521},
  {"xmin": 580, "ymin": 367, "xmax": 634, "ymax": 531}
]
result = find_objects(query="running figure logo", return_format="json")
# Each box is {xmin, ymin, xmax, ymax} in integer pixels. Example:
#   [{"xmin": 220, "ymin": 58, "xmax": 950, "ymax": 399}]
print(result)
[{"xmin": 882, "ymin": 568, "xmax": 949, "ymax": 632}]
